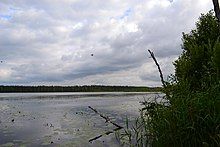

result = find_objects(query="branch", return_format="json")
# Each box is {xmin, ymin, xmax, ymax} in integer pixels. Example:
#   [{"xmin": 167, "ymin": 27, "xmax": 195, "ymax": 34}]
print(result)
[
  {"xmin": 88, "ymin": 127, "xmax": 122, "ymax": 142},
  {"xmin": 148, "ymin": 50, "xmax": 166, "ymax": 88},
  {"xmin": 88, "ymin": 106, "xmax": 123, "ymax": 142},
  {"xmin": 88, "ymin": 106, "xmax": 123, "ymax": 129}
]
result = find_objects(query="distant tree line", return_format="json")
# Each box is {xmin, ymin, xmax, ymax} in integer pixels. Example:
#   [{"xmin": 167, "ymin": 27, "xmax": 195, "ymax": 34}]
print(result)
[{"xmin": 0, "ymin": 85, "xmax": 162, "ymax": 93}]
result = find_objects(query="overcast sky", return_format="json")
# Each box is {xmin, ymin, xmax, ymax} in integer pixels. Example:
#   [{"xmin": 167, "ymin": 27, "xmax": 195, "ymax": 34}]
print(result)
[{"xmin": 0, "ymin": 0, "xmax": 213, "ymax": 86}]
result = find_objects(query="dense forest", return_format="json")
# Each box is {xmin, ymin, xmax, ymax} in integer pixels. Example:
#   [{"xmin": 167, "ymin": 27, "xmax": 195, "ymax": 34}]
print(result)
[{"xmin": 0, "ymin": 85, "xmax": 161, "ymax": 93}]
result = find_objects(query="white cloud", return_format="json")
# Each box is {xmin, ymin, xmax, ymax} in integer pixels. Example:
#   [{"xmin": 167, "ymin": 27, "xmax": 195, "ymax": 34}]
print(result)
[
  {"xmin": 0, "ymin": 0, "xmax": 213, "ymax": 86},
  {"xmin": 0, "ymin": 69, "xmax": 11, "ymax": 80}
]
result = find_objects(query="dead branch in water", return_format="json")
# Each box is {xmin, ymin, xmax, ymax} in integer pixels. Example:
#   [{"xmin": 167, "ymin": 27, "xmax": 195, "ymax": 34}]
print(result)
[
  {"xmin": 88, "ymin": 106, "xmax": 123, "ymax": 143},
  {"xmin": 88, "ymin": 127, "xmax": 122, "ymax": 142}
]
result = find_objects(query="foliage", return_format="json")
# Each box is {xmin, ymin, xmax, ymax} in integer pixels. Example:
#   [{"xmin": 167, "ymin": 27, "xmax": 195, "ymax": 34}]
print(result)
[
  {"xmin": 146, "ymin": 84, "xmax": 220, "ymax": 146},
  {"xmin": 117, "ymin": 11, "xmax": 220, "ymax": 146},
  {"xmin": 174, "ymin": 11, "xmax": 220, "ymax": 90}
]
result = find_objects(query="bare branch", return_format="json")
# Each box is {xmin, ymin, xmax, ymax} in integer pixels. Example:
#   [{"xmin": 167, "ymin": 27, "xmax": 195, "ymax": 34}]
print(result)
[
  {"xmin": 88, "ymin": 106, "xmax": 123, "ymax": 129},
  {"xmin": 148, "ymin": 50, "xmax": 166, "ymax": 88},
  {"xmin": 89, "ymin": 135, "xmax": 103, "ymax": 142},
  {"xmin": 88, "ymin": 106, "xmax": 123, "ymax": 142}
]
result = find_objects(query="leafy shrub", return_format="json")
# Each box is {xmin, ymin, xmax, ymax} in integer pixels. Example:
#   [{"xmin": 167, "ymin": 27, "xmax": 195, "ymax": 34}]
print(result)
[{"xmin": 117, "ymin": 11, "xmax": 220, "ymax": 147}]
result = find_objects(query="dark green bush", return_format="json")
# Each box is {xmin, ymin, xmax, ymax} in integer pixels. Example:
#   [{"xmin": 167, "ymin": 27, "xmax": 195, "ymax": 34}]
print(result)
[
  {"xmin": 117, "ymin": 11, "xmax": 220, "ymax": 146},
  {"xmin": 174, "ymin": 11, "xmax": 220, "ymax": 90},
  {"xmin": 151, "ymin": 11, "xmax": 220, "ymax": 146}
]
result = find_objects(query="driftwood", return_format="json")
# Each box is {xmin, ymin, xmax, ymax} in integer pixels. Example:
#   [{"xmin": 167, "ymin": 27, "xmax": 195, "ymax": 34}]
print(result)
[{"xmin": 88, "ymin": 106, "xmax": 123, "ymax": 142}]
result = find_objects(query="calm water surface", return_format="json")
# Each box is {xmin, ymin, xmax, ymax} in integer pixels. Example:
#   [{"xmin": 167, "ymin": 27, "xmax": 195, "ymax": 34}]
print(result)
[{"xmin": 0, "ymin": 92, "xmax": 159, "ymax": 147}]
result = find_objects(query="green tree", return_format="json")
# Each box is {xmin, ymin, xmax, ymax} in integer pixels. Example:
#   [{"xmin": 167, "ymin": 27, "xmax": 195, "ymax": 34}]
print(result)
[
  {"xmin": 174, "ymin": 11, "xmax": 220, "ymax": 90},
  {"xmin": 117, "ymin": 11, "xmax": 220, "ymax": 146}
]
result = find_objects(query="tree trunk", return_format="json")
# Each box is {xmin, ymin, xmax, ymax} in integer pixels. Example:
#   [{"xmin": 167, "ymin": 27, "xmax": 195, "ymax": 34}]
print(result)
[{"xmin": 212, "ymin": 0, "xmax": 220, "ymax": 22}]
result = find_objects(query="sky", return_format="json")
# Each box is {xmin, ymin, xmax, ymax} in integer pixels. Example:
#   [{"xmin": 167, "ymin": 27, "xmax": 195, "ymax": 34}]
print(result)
[{"xmin": 0, "ymin": 0, "xmax": 213, "ymax": 86}]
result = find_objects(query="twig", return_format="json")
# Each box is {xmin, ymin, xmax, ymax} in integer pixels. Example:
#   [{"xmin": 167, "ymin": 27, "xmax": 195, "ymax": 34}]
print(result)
[{"xmin": 88, "ymin": 106, "xmax": 123, "ymax": 142}]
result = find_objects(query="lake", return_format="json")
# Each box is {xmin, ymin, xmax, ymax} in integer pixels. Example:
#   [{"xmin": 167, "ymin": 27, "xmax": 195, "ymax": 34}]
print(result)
[{"xmin": 0, "ymin": 92, "xmax": 160, "ymax": 147}]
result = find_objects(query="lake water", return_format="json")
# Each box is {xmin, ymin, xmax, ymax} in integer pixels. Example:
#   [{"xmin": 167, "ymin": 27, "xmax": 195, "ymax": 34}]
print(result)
[{"xmin": 0, "ymin": 92, "xmax": 160, "ymax": 147}]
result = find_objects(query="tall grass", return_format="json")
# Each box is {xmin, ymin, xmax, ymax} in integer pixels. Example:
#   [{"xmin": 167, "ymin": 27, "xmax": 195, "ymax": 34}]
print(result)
[
  {"xmin": 116, "ymin": 79, "xmax": 220, "ymax": 147},
  {"xmin": 148, "ymin": 83, "xmax": 220, "ymax": 146}
]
